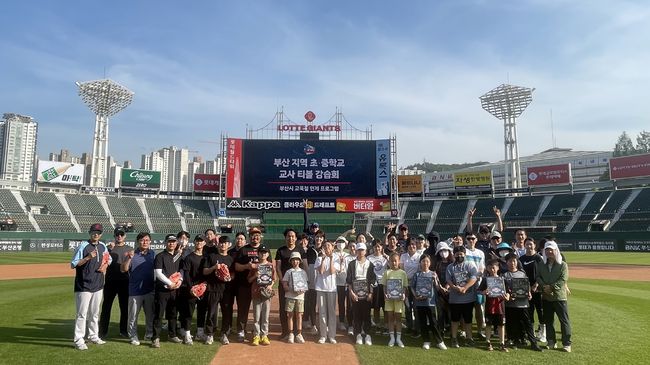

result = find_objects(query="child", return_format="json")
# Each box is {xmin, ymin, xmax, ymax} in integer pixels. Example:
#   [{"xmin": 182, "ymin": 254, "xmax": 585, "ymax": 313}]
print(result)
[
  {"xmin": 367, "ymin": 239, "xmax": 388, "ymax": 331},
  {"xmin": 411, "ymin": 254, "xmax": 446, "ymax": 350},
  {"xmin": 478, "ymin": 259, "xmax": 508, "ymax": 352},
  {"xmin": 248, "ymin": 247, "xmax": 275, "ymax": 346},
  {"xmin": 382, "ymin": 252, "xmax": 408, "ymax": 347},
  {"xmin": 503, "ymin": 253, "xmax": 543, "ymax": 351},
  {"xmin": 282, "ymin": 252, "xmax": 308, "ymax": 344},
  {"xmin": 347, "ymin": 242, "xmax": 377, "ymax": 346}
]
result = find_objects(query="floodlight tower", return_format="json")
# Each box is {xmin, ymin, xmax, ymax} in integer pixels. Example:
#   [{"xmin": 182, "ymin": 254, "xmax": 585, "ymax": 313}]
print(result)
[
  {"xmin": 76, "ymin": 79, "xmax": 134, "ymax": 187},
  {"xmin": 480, "ymin": 84, "xmax": 534, "ymax": 190}
]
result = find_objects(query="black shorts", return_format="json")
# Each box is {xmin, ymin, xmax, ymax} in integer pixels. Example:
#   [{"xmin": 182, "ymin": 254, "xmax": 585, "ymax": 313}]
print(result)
[
  {"xmin": 485, "ymin": 313, "xmax": 505, "ymax": 326},
  {"xmin": 372, "ymin": 284, "xmax": 385, "ymax": 309},
  {"xmin": 450, "ymin": 302, "xmax": 475, "ymax": 323}
]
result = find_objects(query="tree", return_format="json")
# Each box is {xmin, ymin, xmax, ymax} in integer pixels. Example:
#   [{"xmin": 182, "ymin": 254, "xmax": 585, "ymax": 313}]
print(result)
[
  {"xmin": 636, "ymin": 130, "xmax": 650, "ymax": 154},
  {"xmin": 613, "ymin": 131, "xmax": 636, "ymax": 157}
]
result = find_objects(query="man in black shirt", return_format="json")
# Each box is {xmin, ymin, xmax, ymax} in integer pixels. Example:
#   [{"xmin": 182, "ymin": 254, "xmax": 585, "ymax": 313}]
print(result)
[
  {"xmin": 233, "ymin": 227, "xmax": 266, "ymax": 342},
  {"xmin": 275, "ymin": 228, "xmax": 307, "ymax": 339},
  {"xmin": 202, "ymin": 235, "xmax": 234, "ymax": 345},
  {"xmin": 178, "ymin": 234, "xmax": 207, "ymax": 345},
  {"xmin": 152, "ymin": 234, "xmax": 183, "ymax": 348},
  {"xmin": 99, "ymin": 226, "xmax": 130, "ymax": 339}
]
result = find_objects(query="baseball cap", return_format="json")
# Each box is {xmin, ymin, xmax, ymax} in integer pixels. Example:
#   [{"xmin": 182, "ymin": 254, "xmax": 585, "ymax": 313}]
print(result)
[
  {"xmin": 310, "ymin": 222, "xmax": 320, "ymax": 228},
  {"xmin": 194, "ymin": 234, "xmax": 206, "ymax": 242},
  {"xmin": 416, "ymin": 234, "xmax": 426, "ymax": 240},
  {"xmin": 165, "ymin": 234, "xmax": 178, "ymax": 242},
  {"xmin": 114, "ymin": 226, "xmax": 126, "ymax": 236},
  {"xmin": 335, "ymin": 236, "xmax": 348, "ymax": 244},
  {"xmin": 491, "ymin": 231, "xmax": 502, "ymax": 239},
  {"xmin": 89, "ymin": 223, "xmax": 103, "ymax": 233},
  {"xmin": 496, "ymin": 242, "xmax": 512, "ymax": 252},
  {"xmin": 427, "ymin": 231, "xmax": 440, "ymax": 243},
  {"xmin": 290, "ymin": 252, "xmax": 302, "ymax": 261},
  {"xmin": 479, "ymin": 224, "xmax": 491, "ymax": 233},
  {"xmin": 258, "ymin": 246, "xmax": 270, "ymax": 253},
  {"xmin": 398, "ymin": 223, "xmax": 408, "ymax": 230},
  {"xmin": 355, "ymin": 242, "xmax": 367, "ymax": 251}
]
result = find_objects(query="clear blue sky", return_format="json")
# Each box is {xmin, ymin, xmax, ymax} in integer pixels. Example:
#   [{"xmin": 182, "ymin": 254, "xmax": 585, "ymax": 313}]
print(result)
[{"xmin": 1, "ymin": 0, "xmax": 648, "ymax": 167}]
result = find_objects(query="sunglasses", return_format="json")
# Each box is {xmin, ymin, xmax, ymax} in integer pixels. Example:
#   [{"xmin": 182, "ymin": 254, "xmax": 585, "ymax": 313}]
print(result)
[{"xmin": 466, "ymin": 237, "xmax": 477, "ymax": 240}]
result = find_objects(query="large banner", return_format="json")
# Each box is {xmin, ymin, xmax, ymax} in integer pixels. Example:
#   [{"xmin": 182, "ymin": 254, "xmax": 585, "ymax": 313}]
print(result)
[
  {"xmin": 226, "ymin": 139, "xmax": 390, "ymax": 199},
  {"xmin": 121, "ymin": 168, "xmax": 161, "ymax": 189},
  {"xmin": 37, "ymin": 161, "xmax": 85, "ymax": 185},
  {"xmin": 527, "ymin": 163, "xmax": 572, "ymax": 186},
  {"xmin": 397, "ymin": 175, "xmax": 423, "ymax": 195},
  {"xmin": 335, "ymin": 198, "xmax": 391, "ymax": 212},
  {"xmin": 193, "ymin": 173, "xmax": 220, "ymax": 192},
  {"xmin": 453, "ymin": 170, "xmax": 493, "ymax": 190},
  {"xmin": 609, "ymin": 153, "xmax": 650, "ymax": 180}
]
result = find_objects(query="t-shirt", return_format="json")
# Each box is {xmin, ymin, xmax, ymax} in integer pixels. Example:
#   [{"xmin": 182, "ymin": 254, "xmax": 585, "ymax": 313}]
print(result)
[
  {"xmin": 282, "ymin": 268, "xmax": 308, "ymax": 300},
  {"xmin": 181, "ymin": 252, "xmax": 205, "ymax": 287},
  {"xmin": 154, "ymin": 250, "xmax": 181, "ymax": 292},
  {"xmin": 235, "ymin": 244, "xmax": 266, "ymax": 286},
  {"xmin": 520, "ymin": 253, "xmax": 543, "ymax": 287},
  {"xmin": 71, "ymin": 241, "xmax": 111, "ymax": 293},
  {"xmin": 478, "ymin": 276, "xmax": 505, "ymax": 315},
  {"xmin": 367, "ymin": 254, "xmax": 388, "ymax": 283},
  {"xmin": 382, "ymin": 268, "xmax": 408, "ymax": 299},
  {"xmin": 503, "ymin": 270, "xmax": 530, "ymax": 308},
  {"xmin": 203, "ymin": 252, "xmax": 234, "ymax": 293},
  {"xmin": 400, "ymin": 252, "xmax": 421, "ymax": 283},
  {"xmin": 274, "ymin": 245, "xmax": 305, "ymax": 276},
  {"xmin": 332, "ymin": 251, "xmax": 352, "ymax": 286},
  {"xmin": 465, "ymin": 247, "xmax": 485, "ymax": 274},
  {"xmin": 106, "ymin": 244, "xmax": 130, "ymax": 282},
  {"xmin": 446, "ymin": 262, "xmax": 478, "ymax": 304},
  {"xmin": 128, "ymin": 249, "xmax": 156, "ymax": 296},
  {"xmin": 314, "ymin": 256, "xmax": 338, "ymax": 292}
]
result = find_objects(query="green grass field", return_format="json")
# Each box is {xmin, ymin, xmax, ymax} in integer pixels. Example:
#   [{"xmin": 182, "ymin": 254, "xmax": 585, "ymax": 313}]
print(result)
[{"xmin": 0, "ymin": 252, "xmax": 72, "ymax": 265}]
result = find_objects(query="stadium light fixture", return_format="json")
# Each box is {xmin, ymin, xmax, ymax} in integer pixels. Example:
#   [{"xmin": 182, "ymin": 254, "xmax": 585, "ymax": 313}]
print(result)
[
  {"xmin": 76, "ymin": 79, "xmax": 134, "ymax": 187},
  {"xmin": 480, "ymin": 84, "xmax": 534, "ymax": 189}
]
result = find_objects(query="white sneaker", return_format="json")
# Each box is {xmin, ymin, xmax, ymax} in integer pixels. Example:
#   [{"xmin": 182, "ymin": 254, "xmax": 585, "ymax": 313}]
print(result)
[
  {"xmin": 423, "ymin": 342, "xmax": 431, "ymax": 350},
  {"xmin": 75, "ymin": 343, "xmax": 88, "ymax": 351},
  {"xmin": 288, "ymin": 333, "xmax": 294, "ymax": 344},
  {"xmin": 89, "ymin": 338, "xmax": 106, "ymax": 345},
  {"xmin": 356, "ymin": 334, "xmax": 363, "ymax": 345},
  {"xmin": 296, "ymin": 334, "xmax": 305, "ymax": 343},
  {"xmin": 318, "ymin": 337, "xmax": 326, "ymax": 344},
  {"xmin": 220, "ymin": 334, "xmax": 229, "ymax": 345},
  {"xmin": 396, "ymin": 338, "xmax": 404, "ymax": 348},
  {"xmin": 348, "ymin": 327, "xmax": 354, "ymax": 335},
  {"xmin": 365, "ymin": 335, "xmax": 372, "ymax": 346},
  {"xmin": 205, "ymin": 335, "xmax": 213, "ymax": 345},
  {"xmin": 388, "ymin": 337, "xmax": 395, "ymax": 347},
  {"xmin": 130, "ymin": 337, "xmax": 140, "ymax": 346},
  {"xmin": 184, "ymin": 333, "xmax": 193, "ymax": 345},
  {"xmin": 563, "ymin": 345, "xmax": 572, "ymax": 353},
  {"xmin": 237, "ymin": 330, "xmax": 245, "ymax": 342},
  {"xmin": 328, "ymin": 337, "xmax": 337, "ymax": 344},
  {"xmin": 437, "ymin": 342, "xmax": 448, "ymax": 350}
]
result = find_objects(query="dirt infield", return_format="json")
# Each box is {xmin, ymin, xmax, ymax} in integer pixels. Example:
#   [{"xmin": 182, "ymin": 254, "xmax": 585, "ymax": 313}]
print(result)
[{"xmin": 0, "ymin": 263, "xmax": 74, "ymax": 280}]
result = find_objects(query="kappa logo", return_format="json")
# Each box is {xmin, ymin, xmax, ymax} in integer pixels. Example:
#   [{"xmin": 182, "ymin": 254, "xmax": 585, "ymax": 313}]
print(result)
[
  {"xmin": 227, "ymin": 200, "xmax": 242, "ymax": 209},
  {"xmin": 228, "ymin": 200, "xmax": 281, "ymax": 210}
]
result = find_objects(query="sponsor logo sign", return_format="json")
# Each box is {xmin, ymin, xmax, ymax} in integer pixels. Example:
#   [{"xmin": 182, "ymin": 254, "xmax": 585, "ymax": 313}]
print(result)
[
  {"xmin": 453, "ymin": 170, "xmax": 493, "ymax": 190},
  {"xmin": 335, "ymin": 198, "xmax": 391, "ymax": 212},
  {"xmin": 609, "ymin": 153, "xmax": 650, "ymax": 180},
  {"xmin": 121, "ymin": 169, "xmax": 161, "ymax": 189},
  {"xmin": 527, "ymin": 163, "xmax": 572, "ymax": 186},
  {"xmin": 193, "ymin": 174, "xmax": 220, "ymax": 192},
  {"xmin": 0, "ymin": 240, "xmax": 23, "ymax": 251},
  {"xmin": 397, "ymin": 175, "xmax": 423, "ymax": 194},
  {"xmin": 37, "ymin": 161, "xmax": 85, "ymax": 185}
]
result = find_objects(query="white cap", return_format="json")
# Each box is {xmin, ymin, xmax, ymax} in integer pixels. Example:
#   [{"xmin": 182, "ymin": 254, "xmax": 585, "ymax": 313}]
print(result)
[
  {"xmin": 355, "ymin": 242, "xmax": 367, "ymax": 251},
  {"xmin": 290, "ymin": 252, "xmax": 302, "ymax": 261},
  {"xmin": 335, "ymin": 236, "xmax": 348, "ymax": 244}
]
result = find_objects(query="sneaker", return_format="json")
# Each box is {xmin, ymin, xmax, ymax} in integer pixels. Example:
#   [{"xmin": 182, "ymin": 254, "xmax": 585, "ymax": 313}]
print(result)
[
  {"xmin": 328, "ymin": 337, "xmax": 337, "ymax": 344},
  {"xmin": 547, "ymin": 341, "xmax": 557, "ymax": 350},
  {"xmin": 531, "ymin": 343, "xmax": 543, "ymax": 352},
  {"xmin": 563, "ymin": 345, "xmax": 572, "ymax": 353},
  {"xmin": 144, "ymin": 334, "xmax": 153, "ymax": 341},
  {"xmin": 437, "ymin": 342, "xmax": 448, "ymax": 350},
  {"xmin": 477, "ymin": 331, "xmax": 487, "ymax": 340},
  {"xmin": 311, "ymin": 326, "xmax": 319, "ymax": 335},
  {"xmin": 356, "ymin": 334, "xmax": 363, "ymax": 345},
  {"xmin": 183, "ymin": 333, "xmax": 193, "ymax": 345},
  {"xmin": 261, "ymin": 336, "xmax": 271, "ymax": 345},
  {"xmin": 396, "ymin": 338, "xmax": 404, "ymax": 348},
  {"xmin": 348, "ymin": 327, "xmax": 354, "ymax": 336},
  {"xmin": 288, "ymin": 333, "xmax": 294, "ymax": 344},
  {"xmin": 252, "ymin": 336, "xmax": 260, "ymax": 346},
  {"xmin": 220, "ymin": 334, "xmax": 229, "ymax": 345},
  {"xmin": 120, "ymin": 332, "xmax": 129, "ymax": 338},
  {"xmin": 338, "ymin": 322, "xmax": 347, "ymax": 331},
  {"xmin": 89, "ymin": 338, "xmax": 106, "ymax": 345},
  {"xmin": 237, "ymin": 330, "xmax": 246, "ymax": 342},
  {"xmin": 195, "ymin": 331, "xmax": 206, "ymax": 342},
  {"xmin": 465, "ymin": 338, "xmax": 476, "ymax": 347},
  {"xmin": 205, "ymin": 335, "xmax": 213, "ymax": 345},
  {"xmin": 318, "ymin": 337, "xmax": 326, "ymax": 344},
  {"xmin": 388, "ymin": 337, "xmax": 395, "ymax": 347},
  {"xmin": 75, "ymin": 343, "xmax": 88, "ymax": 351},
  {"xmin": 130, "ymin": 337, "xmax": 140, "ymax": 346},
  {"xmin": 451, "ymin": 339, "xmax": 460, "ymax": 348},
  {"xmin": 410, "ymin": 332, "xmax": 421, "ymax": 339},
  {"xmin": 151, "ymin": 338, "xmax": 160, "ymax": 348},
  {"xmin": 423, "ymin": 342, "xmax": 431, "ymax": 350},
  {"xmin": 296, "ymin": 334, "xmax": 305, "ymax": 344},
  {"xmin": 459, "ymin": 330, "xmax": 466, "ymax": 339},
  {"xmin": 365, "ymin": 335, "xmax": 372, "ymax": 346},
  {"xmin": 500, "ymin": 343, "xmax": 509, "ymax": 352},
  {"xmin": 169, "ymin": 336, "xmax": 182, "ymax": 344},
  {"xmin": 487, "ymin": 341, "xmax": 494, "ymax": 351}
]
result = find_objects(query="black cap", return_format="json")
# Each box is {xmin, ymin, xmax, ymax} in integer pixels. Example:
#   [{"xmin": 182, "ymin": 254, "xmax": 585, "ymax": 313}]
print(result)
[
  {"xmin": 427, "ymin": 231, "xmax": 440, "ymax": 243},
  {"xmin": 89, "ymin": 223, "xmax": 103, "ymax": 233},
  {"xmin": 114, "ymin": 226, "xmax": 126, "ymax": 236},
  {"xmin": 165, "ymin": 234, "xmax": 178, "ymax": 242},
  {"xmin": 258, "ymin": 246, "xmax": 270, "ymax": 253},
  {"xmin": 194, "ymin": 234, "xmax": 206, "ymax": 242}
]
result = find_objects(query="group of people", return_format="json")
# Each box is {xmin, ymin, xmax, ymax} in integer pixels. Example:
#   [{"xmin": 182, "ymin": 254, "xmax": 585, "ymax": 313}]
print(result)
[{"xmin": 71, "ymin": 206, "xmax": 572, "ymax": 354}]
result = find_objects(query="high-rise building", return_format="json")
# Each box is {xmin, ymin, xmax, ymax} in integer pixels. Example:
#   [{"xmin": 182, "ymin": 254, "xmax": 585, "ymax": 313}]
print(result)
[
  {"xmin": 141, "ymin": 146, "xmax": 189, "ymax": 191},
  {"xmin": 0, "ymin": 113, "xmax": 38, "ymax": 183}
]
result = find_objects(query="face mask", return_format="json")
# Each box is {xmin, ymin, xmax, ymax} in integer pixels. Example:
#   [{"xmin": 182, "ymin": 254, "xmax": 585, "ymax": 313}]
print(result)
[
  {"xmin": 336, "ymin": 242, "xmax": 346, "ymax": 251},
  {"xmin": 455, "ymin": 256, "xmax": 465, "ymax": 263},
  {"xmin": 499, "ymin": 251, "xmax": 508, "ymax": 258},
  {"xmin": 441, "ymin": 251, "xmax": 449, "ymax": 259}
]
